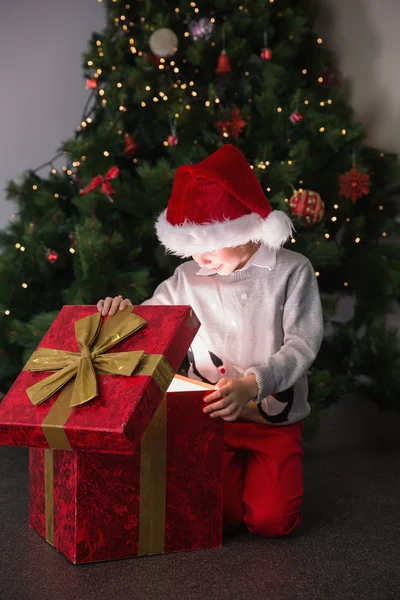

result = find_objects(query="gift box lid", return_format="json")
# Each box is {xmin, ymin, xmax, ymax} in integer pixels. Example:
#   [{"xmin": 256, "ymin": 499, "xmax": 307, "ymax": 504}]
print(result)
[{"xmin": 0, "ymin": 305, "xmax": 200, "ymax": 454}]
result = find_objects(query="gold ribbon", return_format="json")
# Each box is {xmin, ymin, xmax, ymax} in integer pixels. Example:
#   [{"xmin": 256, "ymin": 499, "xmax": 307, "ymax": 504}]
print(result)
[
  {"xmin": 43, "ymin": 397, "xmax": 168, "ymax": 555},
  {"xmin": 23, "ymin": 307, "xmax": 152, "ymax": 450},
  {"xmin": 34, "ymin": 307, "xmax": 176, "ymax": 555},
  {"xmin": 138, "ymin": 395, "xmax": 167, "ymax": 556},
  {"xmin": 25, "ymin": 307, "xmax": 147, "ymax": 408}
]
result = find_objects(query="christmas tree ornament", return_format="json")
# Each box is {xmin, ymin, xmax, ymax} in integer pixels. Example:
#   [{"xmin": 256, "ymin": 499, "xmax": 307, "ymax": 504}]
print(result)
[
  {"xmin": 143, "ymin": 51, "xmax": 161, "ymax": 66},
  {"xmin": 124, "ymin": 134, "xmax": 139, "ymax": 155},
  {"xmin": 339, "ymin": 165, "xmax": 370, "ymax": 203},
  {"xmin": 289, "ymin": 190, "xmax": 325, "ymax": 226},
  {"xmin": 322, "ymin": 67, "xmax": 344, "ymax": 88},
  {"xmin": 289, "ymin": 111, "xmax": 303, "ymax": 124},
  {"xmin": 46, "ymin": 248, "xmax": 59, "ymax": 264},
  {"xmin": 85, "ymin": 79, "xmax": 97, "ymax": 89},
  {"xmin": 167, "ymin": 117, "xmax": 179, "ymax": 146},
  {"xmin": 189, "ymin": 18, "xmax": 214, "ymax": 41},
  {"xmin": 215, "ymin": 49, "xmax": 231, "ymax": 74},
  {"xmin": 216, "ymin": 109, "xmax": 246, "ymax": 139},
  {"xmin": 215, "ymin": 29, "xmax": 231, "ymax": 75},
  {"xmin": 167, "ymin": 135, "xmax": 179, "ymax": 146},
  {"xmin": 79, "ymin": 166, "xmax": 120, "ymax": 203},
  {"xmin": 68, "ymin": 232, "xmax": 77, "ymax": 248},
  {"xmin": 260, "ymin": 31, "xmax": 272, "ymax": 60},
  {"xmin": 149, "ymin": 28, "xmax": 178, "ymax": 58}
]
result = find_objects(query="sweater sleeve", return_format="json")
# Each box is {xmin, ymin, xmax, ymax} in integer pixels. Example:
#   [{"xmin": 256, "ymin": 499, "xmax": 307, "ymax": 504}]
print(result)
[
  {"xmin": 244, "ymin": 260, "xmax": 324, "ymax": 403},
  {"xmin": 141, "ymin": 265, "xmax": 186, "ymax": 306}
]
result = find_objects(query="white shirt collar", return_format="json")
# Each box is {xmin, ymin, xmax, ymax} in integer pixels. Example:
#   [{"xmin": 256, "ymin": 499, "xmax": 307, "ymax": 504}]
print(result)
[{"xmin": 195, "ymin": 244, "xmax": 277, "ymax": 276}]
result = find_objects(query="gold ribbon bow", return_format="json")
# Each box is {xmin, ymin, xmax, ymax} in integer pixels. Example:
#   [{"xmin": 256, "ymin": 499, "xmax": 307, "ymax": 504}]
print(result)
[{"xmin": 25, "ymin": 308, "xmax": 147, "ymax": 408}]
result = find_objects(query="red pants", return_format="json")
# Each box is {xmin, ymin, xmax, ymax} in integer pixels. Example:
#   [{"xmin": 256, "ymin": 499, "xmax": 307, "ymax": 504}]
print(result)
[{"xmin": 223, "ymin": 420, "xmax": 304, "ymax": 538}]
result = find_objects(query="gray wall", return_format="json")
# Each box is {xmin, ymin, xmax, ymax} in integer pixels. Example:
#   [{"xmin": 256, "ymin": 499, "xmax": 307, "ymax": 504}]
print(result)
[
  {"xmin": 0, "ymin": 0, "xmax": 105, "ymax": 228},
  {"xmin": 317, "ymin": 0, "xmax": 400, "ymax": 154}
]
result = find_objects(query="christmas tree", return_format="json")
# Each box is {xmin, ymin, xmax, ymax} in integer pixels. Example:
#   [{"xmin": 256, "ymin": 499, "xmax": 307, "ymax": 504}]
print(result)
[{"xmin": 1, "ymin": 0, "xmax": 399, "ymax": 435}]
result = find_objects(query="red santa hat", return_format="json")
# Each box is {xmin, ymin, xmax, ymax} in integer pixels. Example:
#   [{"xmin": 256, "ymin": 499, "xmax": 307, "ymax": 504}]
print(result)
[{"xmin": 155, "ymin": 144, "xmax": 294, "ymax": 257}]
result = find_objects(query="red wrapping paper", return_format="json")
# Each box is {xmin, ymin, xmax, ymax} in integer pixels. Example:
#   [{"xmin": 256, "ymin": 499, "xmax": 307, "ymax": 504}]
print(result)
[
  {"xmin": 0, "ymin": 305, "xmax": 199, "ymax": 454},
  {"xmin": 29, "ymin": 388, "xmax": 223, "ymax": 563}
]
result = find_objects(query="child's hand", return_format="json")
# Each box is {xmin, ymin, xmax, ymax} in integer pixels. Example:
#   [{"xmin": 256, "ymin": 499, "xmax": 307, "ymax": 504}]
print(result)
[
  {"xmin": 97, "ymin": 296, "xmax": 132, "ymax": 316},
  {"xmin": 203, "ymin": 375, "xmax": 259, "ymax": 422}
]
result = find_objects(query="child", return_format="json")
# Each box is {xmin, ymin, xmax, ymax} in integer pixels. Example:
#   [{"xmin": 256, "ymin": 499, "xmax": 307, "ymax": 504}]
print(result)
[{"xmin": 97, "ymin": 144, "xmax": 324, "ymax": 538}]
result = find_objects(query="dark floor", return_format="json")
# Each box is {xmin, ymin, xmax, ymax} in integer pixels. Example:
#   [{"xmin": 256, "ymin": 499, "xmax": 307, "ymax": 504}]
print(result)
[{"xmin": 1, "ymin": 441, "xmax": 400, "ymax": 600}]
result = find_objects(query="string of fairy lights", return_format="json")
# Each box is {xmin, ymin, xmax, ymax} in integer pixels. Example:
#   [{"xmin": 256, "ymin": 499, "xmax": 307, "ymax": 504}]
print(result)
[{"xmin": 1, "ymin": 0, "xmax": 391, "ymax": 319}]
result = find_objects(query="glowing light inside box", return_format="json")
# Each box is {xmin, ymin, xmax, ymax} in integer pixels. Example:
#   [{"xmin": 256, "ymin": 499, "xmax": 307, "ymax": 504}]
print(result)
[{"xmin": 167, "ymin": 375, "xmax": 214, "ymax": 393}]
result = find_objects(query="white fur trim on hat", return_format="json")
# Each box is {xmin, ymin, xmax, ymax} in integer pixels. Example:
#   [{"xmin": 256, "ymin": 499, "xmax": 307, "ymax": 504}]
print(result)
[{"xmin": 155, "ymin": 210, "xmax": 294, "ymax": 257}]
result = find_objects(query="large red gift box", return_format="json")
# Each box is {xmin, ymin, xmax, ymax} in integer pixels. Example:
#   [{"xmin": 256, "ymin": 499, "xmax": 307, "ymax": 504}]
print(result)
[{"xmin": 0, "ymin": 305, "xmax": 223, "ymax": 563}]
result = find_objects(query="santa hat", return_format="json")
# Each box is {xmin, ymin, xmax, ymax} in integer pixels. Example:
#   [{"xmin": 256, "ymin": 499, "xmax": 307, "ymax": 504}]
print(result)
[{"xmin": 155, "ymin": 144, "xmax": 294, "ymax": 257}]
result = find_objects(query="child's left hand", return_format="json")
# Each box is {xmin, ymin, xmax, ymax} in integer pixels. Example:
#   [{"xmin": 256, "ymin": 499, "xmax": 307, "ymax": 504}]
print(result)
[{"xmin": 203, "ymin": 375, "xmax": 259, "ymax": 422}]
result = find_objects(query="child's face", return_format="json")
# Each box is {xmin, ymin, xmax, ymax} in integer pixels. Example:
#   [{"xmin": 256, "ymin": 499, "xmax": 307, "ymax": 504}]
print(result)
[{"xmin": 192, "ymin": 244, "xmax": 256, "ymax": 276}]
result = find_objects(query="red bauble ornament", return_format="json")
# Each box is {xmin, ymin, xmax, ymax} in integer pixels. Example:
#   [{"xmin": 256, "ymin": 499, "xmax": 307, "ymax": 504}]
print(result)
[
  {"xmin": 339, "ymin": 166, "xmax": 370, "ymax": 204},
  {"xmin": 215, "ymin": 50, "xmax": 232, "ymax": 74},
  {"xmin": 260, "ymin": 47, "xmax": 272, "ymax": 60},
  {"xmin": 167, "ymin": 135, "xmax": 179, "ymax": 146},
  {"xmin": 289, "ymin": 190, "xmax": 325, "ymax": 227},
  {"xmin": 46, "ymin": 248, "xmax": 59, "ymax": 264},
  {"xmin": 85, "ymin": 79, "xmax": 97, "ymax": 89},
  {"xmin": 289, "ymin": 111, "xmax": 303, "ymax": 125}
]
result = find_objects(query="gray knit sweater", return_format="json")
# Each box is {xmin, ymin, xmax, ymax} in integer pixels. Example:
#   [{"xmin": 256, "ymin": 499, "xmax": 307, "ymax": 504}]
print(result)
[{"xmin": 142, "ymin": 244, "xmax": 324, "ymax": 426}]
